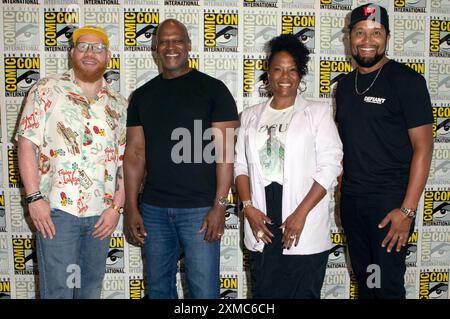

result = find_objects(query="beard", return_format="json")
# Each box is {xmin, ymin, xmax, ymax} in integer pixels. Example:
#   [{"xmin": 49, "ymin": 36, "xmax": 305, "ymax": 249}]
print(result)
[
  {"xmin": 72, "ymin": 59, "xmax": 107, "ymax": 83},
  {"xmin": 352, "ymin": 50, "xmax": 385, "ymax": 68}
]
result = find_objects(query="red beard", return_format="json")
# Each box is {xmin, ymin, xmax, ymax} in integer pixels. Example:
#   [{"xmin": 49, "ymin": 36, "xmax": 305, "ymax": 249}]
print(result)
[{"xmin": 72, "ymin": 59, "xmax": 107, "ymax": 83}]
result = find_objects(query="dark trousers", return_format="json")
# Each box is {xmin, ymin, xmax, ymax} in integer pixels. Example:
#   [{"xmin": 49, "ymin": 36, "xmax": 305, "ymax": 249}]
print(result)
[
  {"xmin": 249, "ymin": 182, "xmax": 328, "ymax": 299},
  {"xmin": 340, "ymin": 193, "xmax": 415, "ymax": 299}
]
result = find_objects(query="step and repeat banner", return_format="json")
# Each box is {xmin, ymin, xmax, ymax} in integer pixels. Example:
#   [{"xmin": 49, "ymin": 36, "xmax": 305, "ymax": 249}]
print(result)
[{"xmin": 0, "ymin": 0, "xmax": 449, "ymax": 299}]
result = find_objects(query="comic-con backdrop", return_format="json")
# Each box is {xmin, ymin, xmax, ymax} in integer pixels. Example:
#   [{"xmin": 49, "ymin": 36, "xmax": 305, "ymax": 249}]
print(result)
[{"xmin": 0, "ymin": 0, "xmax": 449, "ymax": 299}]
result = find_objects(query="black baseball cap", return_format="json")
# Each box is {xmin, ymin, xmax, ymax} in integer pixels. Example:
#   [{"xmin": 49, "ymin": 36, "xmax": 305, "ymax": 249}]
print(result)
[{"xmin": 349, "ymin": 3, "xmax": 389, "ymax": 33}]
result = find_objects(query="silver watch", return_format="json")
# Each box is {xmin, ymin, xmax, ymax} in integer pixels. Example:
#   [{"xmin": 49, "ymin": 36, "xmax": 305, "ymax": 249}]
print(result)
[{"xmin": 215, "ymin": 196, "xmax": 229, "ymax": 207}]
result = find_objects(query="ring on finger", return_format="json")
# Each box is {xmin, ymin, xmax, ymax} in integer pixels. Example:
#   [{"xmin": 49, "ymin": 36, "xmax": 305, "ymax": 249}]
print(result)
[
  {"xmin": 257, "ymin": 230, "xmax": 264, "ymax": 239},
  {"xmin": 289, "ymin": 235, "xmax": 295, "ymax": 239}
]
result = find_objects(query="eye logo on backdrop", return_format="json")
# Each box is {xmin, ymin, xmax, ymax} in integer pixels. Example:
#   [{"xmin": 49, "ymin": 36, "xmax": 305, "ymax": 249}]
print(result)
[
  {"xmin": 319, "ymin": 57, "xmax": 351, "ymax": 98},
  {"xmin": 4, "ymin": 54, "xmax": 40, "ymax": 98},
  {"xmin": 394, "ymin": 0, "xmax": 427, "ymax": 13},
  {"xmin": 123, "ymin": 8, "xmax": 159, "ymax": 51},
  {"xmin": 328, "ymin": 231, "xmax": 347, "ymax": 268},
  {"xmin": 281, "ymin": 12, "xmax": 315, "ymax": 53},
  {"xmin": 432, "ymin": 103, "xmax": 450, "ymax": 143},
  {"xmin": 394, "ymin": 16, "xmax": 426, "ymax": 57},
  {"xmin": 44, "ymin": 8, "xmax": 79, "ymax": 51},
  {"xmin": 319, "ymin": 12, "xmax": 346, "ymax": 56},
  {"xmin": 423, "ymin": 189, "xmax": 450, "ymax": 226},
  {"xmin": 3, "ymin": 7, "xmax": 39, "ymax": 51},
  {"xmin": 243, "ymin": 10, "xmax": 277, "ymax": 53},
  {"xmin": 320, "ymin": 0, "xmax": 352, "ymax": 10},
  {"xmin": 106, "ymin": 235, "xmax": 124, "ymax": 274},
  {"xmin": 419, "ymin": 270, "xmax": 449, "ymax": 299},
  {"xmin": 243, "ymin": 0, "xmax": 277, "ymax": 8},
  {"xmin": 204, "ymin": 10, "xmax": 239, "ymax": 52},
  {"xmin": 421, "ymin": 227, "xmax": 450, "ymax": 267},
  {"xmin": 104, "ymin": 55, "xmax": 120, "ymax": 93},
  {"xmin": 429, "ymin": 17, "xmax": 450, "ymax": 58}
]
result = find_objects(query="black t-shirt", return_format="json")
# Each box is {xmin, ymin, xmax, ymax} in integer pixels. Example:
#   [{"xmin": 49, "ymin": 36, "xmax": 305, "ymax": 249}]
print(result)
[
  {"xmin": 127, "ymin": 69, "xmax": 238, "ymax": 207},
  {"xmin": 335, "ymin": 60, "xmax": 433, "ymax": 196}
]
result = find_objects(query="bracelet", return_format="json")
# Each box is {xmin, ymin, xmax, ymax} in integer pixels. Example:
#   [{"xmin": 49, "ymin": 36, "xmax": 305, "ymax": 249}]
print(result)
[
  {"xmin": 110, "ymin": 203, "xmax": 124, "ymax": 214},
  {"xmin": 242, "ymin": 200, "xmax": 253, "ymax": 211},
  {"xmin": 25, "ymin": 191, "xmax": 44, "ymax": 204},
  {"xmin": 400, "ymin": 207, "xmax": 416, "ymax": 218}
]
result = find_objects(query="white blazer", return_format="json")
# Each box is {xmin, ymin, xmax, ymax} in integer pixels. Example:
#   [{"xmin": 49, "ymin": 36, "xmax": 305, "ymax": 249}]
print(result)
[{"xmin": 234, "ymin": 95, "xmax": 343, "ymax": 255}]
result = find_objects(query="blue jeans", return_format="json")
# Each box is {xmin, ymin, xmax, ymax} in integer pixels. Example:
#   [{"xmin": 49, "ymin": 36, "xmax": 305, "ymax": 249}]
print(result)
[
  {"xmin": 141, "ymin": 203, "xmax": 220, "ymax": 299},
  {"xmin": 36, "ymin": 209, "xmax": 110, "ymax": 299}
]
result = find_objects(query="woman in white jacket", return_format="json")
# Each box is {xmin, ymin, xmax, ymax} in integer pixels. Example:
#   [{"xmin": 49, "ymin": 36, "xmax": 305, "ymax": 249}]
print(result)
[{"xmin": 235, "ymin": 34, "xmax": 343, "ymax": 298}]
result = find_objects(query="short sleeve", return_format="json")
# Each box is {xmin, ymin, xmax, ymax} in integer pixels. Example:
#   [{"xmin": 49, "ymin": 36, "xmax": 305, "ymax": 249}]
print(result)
[
  {"xmin": 126, "ymin": 91, "xmax": 142, "ymax": 127},
  {"xmin": 16, "ymin": 83, "xmax": 45, "ymax": 146},
  {"xmin": 211, "ymin": 80, "xmax": 239, "ymax": 123}
]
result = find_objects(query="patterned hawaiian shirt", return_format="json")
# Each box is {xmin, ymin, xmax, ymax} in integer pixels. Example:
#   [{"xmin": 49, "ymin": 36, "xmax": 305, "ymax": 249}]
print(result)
[{"xmin": 17, "ymin": 69, "xmax": 127, "ymax": 217}]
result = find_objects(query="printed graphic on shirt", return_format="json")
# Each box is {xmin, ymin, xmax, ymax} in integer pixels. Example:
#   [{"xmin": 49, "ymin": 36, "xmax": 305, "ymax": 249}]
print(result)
[
  {"xmin": 281, "ymin": 0, "xmax": 315, "ymax": 9},
  {"xmin": 243, "ymin": 0, "xmax": 277, "ymax": 8},
  {"xmin": 204, "ymin": 10, "xmax": 239, "ymax": 53},
  {"xmin": 429, "ymin": 17, "xmax": 450, "ymax": 58},
  {"xmin": 106, "ymin": 235, "xmax": 125, "ymax": 274},
  {"xmin": 421, "ymin": 227, "xmax": 450, "ymax": 267},
  {"xmin": 123, "ymin": 8, "xmax": 159, "ymax": 51},
  {"xmin": 4, "ymin": 54, "xmax": 40, "ymax": 97},
  {"xmin": 393, "ymin": 15, "xmax": 426, "ymax": 57},
  {"xmin": 394, "ymin": 0, "xmax": 427, "ymax": 13},
  {"xmin": 281, "ymin": 12, "xmax": 315, "ymax": 53},
  {"xmin": 220, "ymin": 273, "xmax": 238, "ymax": 299},
  {"xmin": 0, "ymin": 277, "xmax": 11, "ymax": 299},
  {"xmin": 319, "ymin": 57, "xmax": 351, "ymax": 98},
  {"xmin": 243, "ymin": 10, "xmax": 277, "ymax": 53},
  {"xmin": 429, "ymin": 59, "xmax": 450, "ymax": 101},
  {"xmin": 12, "ymin": 235, "xmax": 37, "ymax": 275},
  {"xmin": 319, "ymin": 11, "xmax": 346, "ymax": 56},
  {"xmin": 165, "ymin": 8, "xmax": 200, "ymax": 52},
  {"xmin": 44, "ymin": 7, "xmax": 79, "ymax": 52},
  {"xmin": 129, "ymin": 276, "xmax": 146, "ymax": 299},
  {"xmin": 3, "ymin": 6, "xmax": 39, "ymax": 51},
  {"xmin": 328, "ymin": 230, "xmax": 347, "ymax": 268},
  {"xmin": 419, "ymin": 270, "xmax": 449, "ymax": 299},
  {"xmin": 84, "ymin": 7, "xmax": 121, "ymax": 52},
  {"xmin": 422, "ymin": 189, "xmax": 450, "ymax": 226},
  {"xmin": 320, "ymin": 0, "xmax": 352, "ymax": 10}
]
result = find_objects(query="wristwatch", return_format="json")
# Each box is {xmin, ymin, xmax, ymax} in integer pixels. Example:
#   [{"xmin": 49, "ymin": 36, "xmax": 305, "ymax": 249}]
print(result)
[
  {"xmin": 215, "ymin": 196, "xmax": 230, "ymax": 208},
  {"xmin": 242, "ymin": 200, "xmax": 253, "ymax": 211},
  {"xmin": 400, "ymin": 207, "xmax": 416, "ymax": 218},
  {"xmin": 110, "ymin": 203, "xmax": 124, "ymax": 215}
]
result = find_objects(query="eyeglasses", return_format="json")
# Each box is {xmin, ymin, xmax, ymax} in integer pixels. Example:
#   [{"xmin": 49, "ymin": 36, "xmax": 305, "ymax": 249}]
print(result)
[{"xmin": 75, "ymin": 42, "xmax": 107, "ymax": 53}]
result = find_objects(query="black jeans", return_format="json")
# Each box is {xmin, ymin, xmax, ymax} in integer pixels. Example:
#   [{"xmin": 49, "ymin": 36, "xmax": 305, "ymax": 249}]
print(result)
[
  {"xmin": 249, "ymin": 182, "xmax": 329, "ymax": 299},
  {"xmin": 341, "ymin": 193, "xmax": 415, "ymax": 299}
]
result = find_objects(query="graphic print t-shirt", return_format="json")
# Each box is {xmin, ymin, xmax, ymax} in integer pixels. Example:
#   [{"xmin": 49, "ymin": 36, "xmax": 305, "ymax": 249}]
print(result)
[{"xmin": 256, "ymin": 105, "xmax": 293, "ymax": 186}]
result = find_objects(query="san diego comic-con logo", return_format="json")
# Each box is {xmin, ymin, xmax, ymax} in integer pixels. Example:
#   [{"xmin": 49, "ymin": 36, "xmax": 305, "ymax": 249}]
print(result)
[
  {"xmin": 404, "ymin": 269, "xmax": 417, "ymax": 298},
  {"xmin": 84, "ymin": 8, "xmax": 120, "ymax": 51},
  {"xmin": 419, "ymin": 270, "xmax": 449, "ymax": 299},
  {"xmin": 105, "ymin": 235, "xmax": 124, "ymax": 274},
  {"xmin": 319, "ymin": 57, "xmax": 351, "ymax": 98},
  {"xmin": 243, "ymin": 10, "xmax": 277, "ymax": 53},
  {"xmin": 243, "ymin": 55, "xmax": 269, "ymax": 99},
  {"xmin": 165, "ymin": 9, "xmax": 200, "ymax": 52},
  {"xmin": 393, "ymin": 16, "xmax": 426, "ymax": 57},
  {"xmin": 328, "ymin": 231, "xmax": 347, "ymax": 268},
  {"xmin": 281, "ymin": 12, "xmax": 315, "ymax": 53},
  {"xmin": 0, "ymin": 193, "xmax": 6, "ymax": 232},
  {"xmin": 0, "ymin": 278, "xmax": 11, "ymax": 299},
  {"xmin": 7, "ymin": 145, "xmax": 21, "ymax": 188},
  {"xmin": 394, "ymin": 0, "xmax": 427, "ymax": 13},
  {"xmin": 398, "ymin": 58, "xmax": 425, "ymax": 75},
  {"xmin": 124, "ymin": 52, "xmax": 158, "ymax": 96},
  {"xmin": 319, "ymin": 12, "xmax": 346, "ymax": 56},
  {"xmin": 432, "ymin": 104, "xmax": 450, "ymax": 142},
  {"xmin": 204, "ymin": 10, "xmax": 239, "ymax": 52},
  {"xmin": 220, "ymin": 274, "xmax": 238, "ymax": 299},
  {"xmin": 421, "ymin": 227, "xmax": 450, "ymax": 267},
  {"xmin": 44, "ymin": 53, "xmax": 68, "ymax": 78},
  {"xmin": 164, "ymin": 0, "xmax": 199, "ymax": 5},
  {"xmin": 428, "ymin": 60, "xmax": 450, "ymax": 101},
  {"xmin": 204, "ymin": 54, "xmax": 238, "ymax": 99},
  {"xmin": 423, "ymin": 190, "xmax": 450, "ymax": 226},
  {"xmin": 129, "ymin": 277, "xmax": 146, "ymax": 299},
  {"xmin": 220, "ymin": 233, "xmax": 239, "ymax": 271},
  {"xmin": 321, "ymin": 270, "xmax": 346, "ymax": 299},
  {"xmin": 3, "ymin": 7, "xmax": 39, "ymax": 51},
  {"xmin": 430, "ymin": 18, "xmax": 450, "ymax": 58},
  {"xmin": 104, "ymin": 55, "xmax": 120, "ymax": 93},
  {"xmin": 405, "ymin": 231, "xmax": 418, "ymax": 267},
  {"xmin": 4, "ymin": 54, "xmax": 40, "ymax": 98},
  {"xmin": 320, "ymin": 0, "xmax": 352, "ymax": 10},
  {"xmin": 429, "ymin": 144, "xmax": 450, "ymax": 185},
  {"xmin": 12, "ymin": 236, "xmax": 37, "ymax": 275},
  {"xmin": 243, "ymin": 0, "xmax": 277, "ymax": 8},
  {"xmin": 349, "ymin": 273, "xmax": 358, "ymax": 299},
  {"xmin": 44, "ymin": 8, "xmax": 79, "ymax": 51},
  {"xmin": 124, "ymin": 8, "xmax": 159, "ymax": 51},
  {"xmin": 101, "ymin": 275, "xmax": 125, "ymax": 299}
]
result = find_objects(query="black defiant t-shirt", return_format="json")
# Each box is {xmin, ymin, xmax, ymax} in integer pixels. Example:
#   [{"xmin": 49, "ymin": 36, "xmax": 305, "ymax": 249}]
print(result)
[
  {"xmin": 335, "ymin": 60, "xmax": 433, "ymax": 196},
  {"xmin": 127, "ymin": 69, "xmax": 238, "ymax": 207}
]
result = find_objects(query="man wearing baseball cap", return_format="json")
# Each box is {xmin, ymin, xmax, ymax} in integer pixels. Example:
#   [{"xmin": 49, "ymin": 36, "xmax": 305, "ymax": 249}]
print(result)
[
  {"xmin": 335, "ymin": 4, "xmax": 433, "ymax": 298},
  {"xmin": 17, "ymin": 25, "xmax": 127, "ymax": 299}
]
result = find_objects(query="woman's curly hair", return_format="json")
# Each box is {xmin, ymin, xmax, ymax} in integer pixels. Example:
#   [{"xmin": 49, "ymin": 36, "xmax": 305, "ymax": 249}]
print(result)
[{"xmin": 267, "ymin": 33, "xmax": 310, "ymax": 76}]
